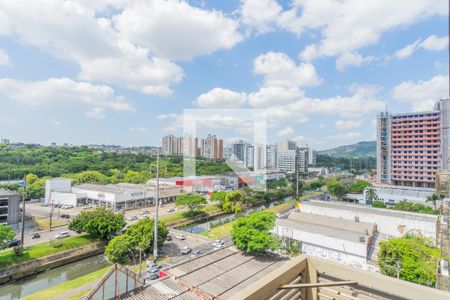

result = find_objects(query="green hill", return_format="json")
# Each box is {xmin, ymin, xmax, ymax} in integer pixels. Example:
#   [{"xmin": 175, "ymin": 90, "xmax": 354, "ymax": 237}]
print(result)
[{"xmin": 318, "ymin": 141, "xmax": 376, "ymax": 158}]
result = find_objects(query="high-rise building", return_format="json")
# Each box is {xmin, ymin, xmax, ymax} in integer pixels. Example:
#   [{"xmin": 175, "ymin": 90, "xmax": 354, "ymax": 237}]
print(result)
[
  {"xmin": 376, "ymin": 99, "xmax": 450, "ymax": 188},
  {"xmin": 245, "ymin": 145, "xmax": 255, "ymax": 169},
  {"xmin": 277, "ymin": 140, "xmax": 297, "ymax": 151},
  {"xmin": 277, "ymin": 150, "xmax": 296, "ymax": 172},
  {"xmin": 266, "ymin": 145, "xmax": 277, "ymax": 169},
  {"xmin": 200, "ymin": 134, "xmax": 223, "ymax": 160},
  {"xmin": 232, "ymin": 140, "xmax": 248, "ymax": 162},
  {"xmin": 161, "ymin": 135, "xmax": 177, "ymax": 156},
  {"xmin": 308, "ymin": 147, "xmax": 316, "ymax": 165},
  {"xmin": 254, "ymin": 144, "xmax": 266, "ymax": 170},
  {"xmin": 297, "ymin": 147, "xmax": 309, "ymax": 173}
]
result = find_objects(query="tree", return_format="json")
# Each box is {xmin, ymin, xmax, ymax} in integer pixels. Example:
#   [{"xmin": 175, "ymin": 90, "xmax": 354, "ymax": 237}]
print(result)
[
  {"xmin": 348, "ymin": 180, "xmax": 372, "ymax": 194},
  {"xmin": 223, "ymin": 190, "xmax": 246, "ymax": 214},
  {"xmin": 0, "ymin": 224, "xmax": 15, "ymax": 250},
  {"xmin": 378, "ymin": 235, "xmax": 439, "ymax": 287},
  {"xmin": 123, "ymin": 170, "xmax": 147, "ymax": 184},
  {"xmin": 211, "ymin": 191, "xmax": 228, "ymax": 206},
  {"xmin": 328, "ymin": 182, "xmax": 348, "ymax": 201},
  {"xmin": 68, "ymin": 207, "xmax": 125, "ymax": 239},
  {"xmin": 175, "ymin": 194, "xmax": 207, "ymax": 212},
  {"xmin": 426, "ymin": 193, "xmax": 444, "ymax": 211},
  {"xmin": 105, "ymin": 217, "xmax": 168, "ymax": 263},
  {"xmin": 231, "ymin": 211, "xmax": 279, "ymax": 254},
  {"xmin": 365, "ymin": 187, "xmax": 377, "ymax": 203}
]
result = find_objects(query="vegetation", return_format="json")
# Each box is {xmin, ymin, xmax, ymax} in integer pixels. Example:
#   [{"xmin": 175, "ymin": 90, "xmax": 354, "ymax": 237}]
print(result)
[
  {"xmin": 326, "ymin": 179, "xmax": 348, "ymax": 201},
  {"xmin": 283, "ymin": 240, "xmax": 301, "ymax": 257},
  {"xmin": 347, "ymin": 180, "xmax": 372, "ymax": 194},
  {"xmin": 105, "ymin": 217, "xmax": 168, "ymax": 263},
  {"xmin": 378, "ymin": 235, "xmax": 440, "ymax": 287},
  {"xmin": 371, "ymin": 200, "xmax": 386, "ymax": 208},
  {"xmin": 175, "ymin": 194, "xmax": 207, "ymax": 216},
  {"xmin": 222, "ymin": 190, "xmax": 254, "ymax": 214},
  {"xmin": 426, "ymin": 193, "xmax": 444, "ymax": 210},
  {"xmin": 210, "ymin": 191, "xmax": 228, "ymax": 206},
  {"xmin": 316, "ymin": 153, "xmax": 376, "ymax": 174},
  {"xmin": 365, "ymin": 187, "xmax": 377, "ymax": 202},
  {"xmin": 22, "ymin": 265, "xmax": 111, "ymax": 300},
  {"xmin": 390, "ymin": 200, "xmax": 439, "ymax": 215},
  {"xmin": 68, "ymin": 207, "xmax": 126, "ymax": 239},
  {"xmin": 0, "ymin": 224, "xmax": 15, "ymax": 250},
  {"xmin": 231, "ymin": 211, "xmax": 279, "ymax": 254},
  {"xmin": 0, "ymin": 235, "xmax": 97, "ymax": 268}
]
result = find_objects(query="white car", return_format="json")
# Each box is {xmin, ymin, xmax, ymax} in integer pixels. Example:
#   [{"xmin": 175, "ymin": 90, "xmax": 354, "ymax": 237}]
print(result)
[
  {"xmin": 175, "ymin": 234, "xmax": 185, "ymax": 240},
  {"xmin": 166, "ymin": 208, "xmax": 175, "ymax": 213},
  {"xmin": 55, "ymin": 231, "xmax": 70, "ymax": 239},
  {"xmin": 181, "ymin": 246, "xmax": 191, "ymax": 254}
]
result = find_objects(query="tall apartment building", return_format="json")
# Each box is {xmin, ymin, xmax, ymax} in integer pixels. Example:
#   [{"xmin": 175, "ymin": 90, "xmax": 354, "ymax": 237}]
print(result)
[
  {"xmin": 377, "ymin": 99, "xmax": 450, "ymax": 188},
  {"xmin": 200, "ymin": 134, "xmax": 223, "ymax": 160},
  {"xmin": 231, "ymin": 140, "xmax": 248, "ymax": 162},
  {"xmin": 308, "ymin": 147, "xmax": 316, "ymax": 165},
  {"xmin": 266, "ymin": 144, "xmax": 277, "ymax": 169},
  {"xmin": 183, "ymin": 135, "xmax": 198, "ymax": 158},
  {"xmin": 161, "ymin": 135, "xmax": 178, "ymax": 156},
  {"xmin": 277, "ymin": 147, "xmax": 308, "ymax": 173},
  {"xmin": 245, "ymin": 145, "xmax": 255, "ymax": 169},
  {"xmin": 254, "ymin": 144, "xmax": 266, "ymax": 170},
  {"xmin": 297, "ymin": 147, "xmax": 309, "ymax": 173}
]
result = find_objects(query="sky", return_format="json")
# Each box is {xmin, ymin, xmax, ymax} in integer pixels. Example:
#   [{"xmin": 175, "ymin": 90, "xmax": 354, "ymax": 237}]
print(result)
[{"xmin": 0, "ymin": 0, "xmax": 448, "ymax": 150}]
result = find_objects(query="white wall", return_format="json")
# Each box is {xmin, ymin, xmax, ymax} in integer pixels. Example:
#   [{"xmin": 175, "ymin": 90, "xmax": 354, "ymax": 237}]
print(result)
[
  {"xmin": 50, "ymin": 192, "xmax": 77, "ymax": 206},
  {"xmin": 301, "ymin": 202, "xmax": 437, "ymax": 237},
  {"xmin": 45, "ymin": 179, "xmax": 72, "ymax": 203},
  {"xmin": 302, "ymin": 243, "xmax": 367, "ymax": 268}
]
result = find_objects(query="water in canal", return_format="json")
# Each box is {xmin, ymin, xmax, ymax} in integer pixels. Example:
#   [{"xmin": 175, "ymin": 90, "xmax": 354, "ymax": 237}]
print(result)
[
  {"xmin": 182, "ymin": 196, "xmax": 294, "ymax": 234},
  {"xmin": 0, "ymin": 255, "xmax": 112, "ymax": 300}
]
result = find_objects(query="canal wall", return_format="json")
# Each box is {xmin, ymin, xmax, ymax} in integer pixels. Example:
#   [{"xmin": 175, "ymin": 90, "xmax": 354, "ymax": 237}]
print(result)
[{"xmin": 0, "ymin": 241, "xmax": 106, "ymax": 284}]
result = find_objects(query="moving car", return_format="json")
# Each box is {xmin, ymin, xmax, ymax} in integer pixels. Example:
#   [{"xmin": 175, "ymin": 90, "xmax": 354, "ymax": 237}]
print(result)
[
  {"xmin": 126, "ymin": 216, "xmax": 138, "ymax": 221},
  {"xmin": 166, "ymin": 208, "xmax": 175, "ymax": 213},
  {"xmin": 213, "ymin": 239, "xmax": 224, "ymax": 247},
  {"xmin": 54, "ymin": 231, "xmax": 70, "ymax": 239},
  {"xmin": 32, "ymin": 233, "xmax": 41, "ymax": 239},
  {"xmin": 7, "ymin": 239, "xmax": 21, "ymax": 247},
  {"xmin": 166, "ymin": 235, "xmax": 172, "ymax": 241},
  {"xmin": 61, "ymin": 214, "xmax": 70, "ymax": 219},
  {"xmin": 191, "ymin": 250, "xmax": 201, "ymax": 257},
  {"xmin": 175, "ymin": 234, "xmax": 185, "ymax": 240},
  {"xmin": 140, "ymin": 210, "xmax": 150, "ymax": 215},
  {"xmin": 181, "ymin": 246, "xmax": 191, "ymax": 254}
]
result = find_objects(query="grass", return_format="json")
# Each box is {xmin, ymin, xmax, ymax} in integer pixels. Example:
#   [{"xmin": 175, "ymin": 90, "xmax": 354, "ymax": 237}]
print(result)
[
  {"xmin": 22, "ymin": 265, "xmax": 111, "ymax": 300},
  {"xmin": 34, "ymin": 216, "xmax": 67, "ymax": 230},
  {"xmin": 160, "ymin": 204, "xmax": 222, "ymax": 225},
  {"xmin": 0, "ymin": 235, "xmax": 98, "ymax": 268}
]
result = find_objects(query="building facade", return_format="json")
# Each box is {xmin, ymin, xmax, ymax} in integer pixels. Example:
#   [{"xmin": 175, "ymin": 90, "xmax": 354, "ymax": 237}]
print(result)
[
  {"xmin": 266, "ymin": 144, "xmax": 277, "ymax": 169},
  {"xmin": 377, "ymin": 99, "xmax": 450, "ymax": 188},
  {"xmin": 0, "ymin": 189, "xmax": 20, "ymax": 225},
  {"xmin": 200, "ymin": 134, "xmax": 223, "ymax": 160}
]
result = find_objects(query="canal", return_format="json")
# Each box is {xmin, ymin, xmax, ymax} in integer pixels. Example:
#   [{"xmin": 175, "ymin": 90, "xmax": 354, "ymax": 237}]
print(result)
[{"xmin": 0, "ymin": 255, "xmax": 111, "ymax": 300}]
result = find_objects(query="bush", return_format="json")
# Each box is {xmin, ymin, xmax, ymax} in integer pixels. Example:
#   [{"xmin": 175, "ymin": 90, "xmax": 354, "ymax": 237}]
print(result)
[
  {"xmin": 372, "ymin": 201, "xmax": 386, "ymax": 208},
  {"xmin": 390, "ymin": 200, "xmax": 438, "ymax": 215},
  {"xmin": 348, "ymin": 180, "xmax": 372, "ymax": 194},
  {"xmin": 378, "ymin": 235, "xmax": 439, "ymax": 286}
]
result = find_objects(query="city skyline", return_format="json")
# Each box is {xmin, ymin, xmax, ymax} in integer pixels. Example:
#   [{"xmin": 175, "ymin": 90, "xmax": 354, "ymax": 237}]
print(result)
[{"xmin": 0, "ymin": 1, "xmax": 448, "ymax": 149}]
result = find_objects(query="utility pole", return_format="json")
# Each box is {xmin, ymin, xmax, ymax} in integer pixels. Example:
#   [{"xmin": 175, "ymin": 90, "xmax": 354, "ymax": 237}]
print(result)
[
  {"xmin": 20, "ymin": 178, "xmax": 27, "ymax": 246},
  {"xmin": 153, "ymin": 148, "xmax": 160, "ymax": 263},
  {"xmin": 49, "ymin": 192, "xmax": 54, "ymax": 231},
  {"xmin": 296, "ymin": 149, "xmax": 299, "ymax": 199}
]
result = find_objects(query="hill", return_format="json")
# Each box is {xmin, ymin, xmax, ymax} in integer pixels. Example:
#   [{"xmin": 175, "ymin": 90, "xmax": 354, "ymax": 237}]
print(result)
[{"xmin": 318, "ymin": 141, "xmax": 376, "ymax": 158}]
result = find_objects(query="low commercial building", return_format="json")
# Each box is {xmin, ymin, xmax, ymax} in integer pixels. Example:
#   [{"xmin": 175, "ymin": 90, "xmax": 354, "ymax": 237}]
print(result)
[
  {"xmin": 274, "ymin": 211, "xmax": 375, "ymax": 268},
  {"xmin": 0, "ymin": 189, "xmax": 20, "ymax": 225},
  {"xmin": 45, "ymin": 179, "xmax": 183, "ymax": 211},
  {"xmin": 301, "ymin": 200, "xmax": 437, "ymax": 237},
  {"xmin": 366, "ymin": 183, "xmax": 436, "ymax": 204}
]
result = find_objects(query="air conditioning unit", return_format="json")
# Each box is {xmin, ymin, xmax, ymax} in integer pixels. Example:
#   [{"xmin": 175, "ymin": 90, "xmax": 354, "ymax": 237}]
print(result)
[
  {"xmin": 355, "ymin": 216, "xmax": 360, "ymax": 222},
  {"xmin": 359, "ymin": 236, "xmax": 365, "ymax": 243}
]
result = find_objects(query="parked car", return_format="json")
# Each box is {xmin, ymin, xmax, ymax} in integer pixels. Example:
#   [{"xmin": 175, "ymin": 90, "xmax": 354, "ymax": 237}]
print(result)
[
  {"xmin": 61, "ymin": 204, "xmax": 74, "ymax": 209},
  {"xmin": 181, "ymin": 246, "xmax": 192, "ymax": 254},
  {"xmin": 175, "ymin": 234, "xmax": 185, "ymax": 240},
  {"xmin": 166, "ymin": 235, "xmax": 172, "ymax": 241},
  {"xmin": 166, "ymin": 208, "xmax": 175, "ymax": 213},
  {"xmin": 54, "ymin": 231, "xmax": 70, "ymax": 239},
  {"xmin": 7, "ymin": 239, "xmax": 21, "ymax": 247},
  {"xmin": 61, "ymin": 214, "xmax": 70, "ymax": 219},
  {"xmin": 140, "ymin": 210, "xmax": 150, "ymax": 215},
  {"xmin": 145, "ymin": 272, "xmax": 159, "ymax": 280}
]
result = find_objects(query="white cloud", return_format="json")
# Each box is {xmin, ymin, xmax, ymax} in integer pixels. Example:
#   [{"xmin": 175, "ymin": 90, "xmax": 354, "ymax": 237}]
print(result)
[
  {"xmin": 296, "ymin": 0, "xmax": 445, "ymax": 62},
  {"xmin": 254, "ymin": 52, "xmax": 321, "ymax": 88},
  {"xmin": 240, "ymin": 0, "xmax": 283, "ymax": 34},
  {"xmin": 335, "ymin": 52, "xmax": 375, "ymax": 71},
  {"xmin": 335, "ymin": 119, "xmax": 363, "ymax": 130},
  {"xmin": 276, "ymin": 126, "xmax": 294, "ymax": 137},
  {"xmin": 86, "ymin": 107, "xmax": 106, "ymax": 119},
  {"xmin": 113, "ymin": 0, "xmax": 242, "ymax": 61},
  {"xmin": 0, "ymin": 49, "xmax": 11, "ymax": 66},
  {"xmin": 129, "ymin": 127, "xmax": 148, "ymax": 132},
  {"xmin": 420, "ymin": 35, "xmax": 448, "ymax": 51},
  {"xmin": 0, "ymin": 0, "xmax": 183, "ymax": 95},
  {"xmin": 49, "ymin": 119, "xmax": 62, "ymax": 127},
  {"xmin": 195, "ymin": 88, "xmax": 247, "ymax": 108},
  {"xmin": 0, "ymin": 77, "xmax": 134, "ymax": 117},
  {"xmin": 393, "ymin": 75, "xmax": 449, "ymax": 111},
  {"xmin": 395, "ymin": 35, "xmax": 448, "ymax": 59},
  {"xmin": 395, "ymin": 39, "xmax": 422, "ymax": 59},
  {"xmin": 248, "ymin": 86, "xmax": 303, "ymax": 108}
]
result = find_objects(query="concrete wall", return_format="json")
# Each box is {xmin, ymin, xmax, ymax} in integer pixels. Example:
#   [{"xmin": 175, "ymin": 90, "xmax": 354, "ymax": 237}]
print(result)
[
  {"xmin": 0, "ymin": 241, "xmax": 105, "ymax": 284},
  {"xmin": 302, "ymin": 243, "xmax": 367, "ymax": 268},
  {"xmin": 45, "ymin": 179, "xmax": 72, "ymax": 203},
  {"xmin": 301, "ymin": 202, "xmax": 436, "ymax": 237},
  {"xmin": 50, "ymin": 192, "xmax": 78, "ymax": 206}
]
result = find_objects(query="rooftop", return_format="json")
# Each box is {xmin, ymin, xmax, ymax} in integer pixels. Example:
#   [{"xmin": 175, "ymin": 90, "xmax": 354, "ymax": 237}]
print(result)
[
  {"xmin": 0, "ymin": 189, "xmax": 19, "ymax": 196},
  {"xmin": 303, "ymin": 200, "xmax": 437, "ymax": 222}
]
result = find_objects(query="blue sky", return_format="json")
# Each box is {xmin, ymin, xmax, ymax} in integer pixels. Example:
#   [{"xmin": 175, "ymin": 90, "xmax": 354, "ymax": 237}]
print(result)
[{"xmin": 0, "ymin": 0, "xmax": 448, "ymax": 149}]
